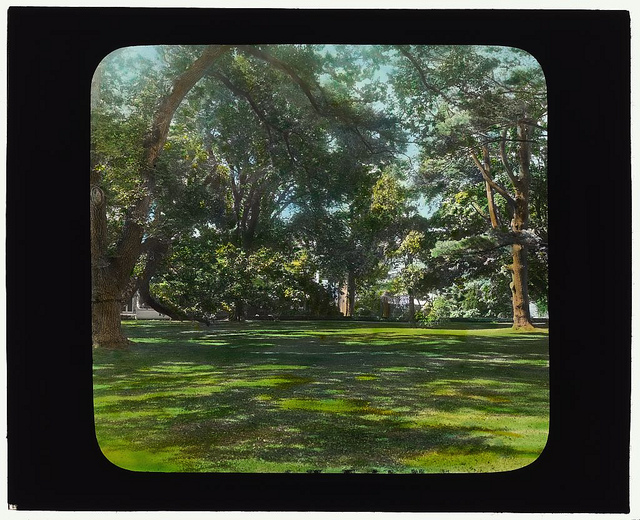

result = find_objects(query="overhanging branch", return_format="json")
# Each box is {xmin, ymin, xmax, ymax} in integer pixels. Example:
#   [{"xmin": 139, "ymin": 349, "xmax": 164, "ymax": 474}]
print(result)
[
  {"xmin": 468, "ymin": 149, "xmax": 516, "ymax": 211},
  {"xmin": 238, "ymin": 45, "xmax": 324, "ymax": 114},
  {"xmin": 395, "ymin": 46, "xmax": 454, "ymax": 104},
  {"xmin": 500, "ymin": 128, "xmax": 520, "ymax": 189},
  {"xmin": 431, "ymin": 229, "xmax": 545, "ymax": 259}
]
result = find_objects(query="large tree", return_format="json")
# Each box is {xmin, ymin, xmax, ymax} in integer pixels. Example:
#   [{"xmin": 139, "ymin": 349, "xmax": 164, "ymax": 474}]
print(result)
[
  {"xmin": 152, "ymin": 45, "xmax": 401, "ymax": 320},
  {"xmin": 389, "ymin": 45, "xmax": 547, "ymax": 329},
  {"xmin": 91, "ymin": 45, "xmax": 230, "ymax": 349},
  {"xmin": 91, "ymin": 45, "xmax": 403, "ymax": 346}
]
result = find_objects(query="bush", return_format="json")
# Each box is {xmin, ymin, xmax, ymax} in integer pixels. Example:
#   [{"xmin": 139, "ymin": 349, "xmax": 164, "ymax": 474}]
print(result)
[
  {"xmin": 354, "ymin": 287, "xmax": 385, "ymax": 319},
  {"xmin": 415, "ymin": 297, "xmax": 451, "ymax": 326},
  {"xmin": 355, "ymin": 307, "xmax": 375, "ymax": 318}
]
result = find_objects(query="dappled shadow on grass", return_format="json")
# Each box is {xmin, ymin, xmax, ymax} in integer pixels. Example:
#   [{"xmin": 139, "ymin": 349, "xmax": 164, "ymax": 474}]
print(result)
[{"xmin": 93, "ymin": 320, "xmax": 548, "ymax": 473}]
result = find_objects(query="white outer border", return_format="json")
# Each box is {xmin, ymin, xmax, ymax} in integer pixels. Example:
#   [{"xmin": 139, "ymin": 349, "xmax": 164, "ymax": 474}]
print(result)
[{"xmin": 0, "ymin": 2, "xmax": 636, "ymax": 519}]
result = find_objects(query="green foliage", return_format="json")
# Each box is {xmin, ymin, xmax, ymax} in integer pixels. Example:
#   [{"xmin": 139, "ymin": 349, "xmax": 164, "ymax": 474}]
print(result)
[
  {"xmin": 417, "ymin": 276, "xmax": 512, "ymax": 323},
  {"xmin": 415, "ymin": 296, "xmax": 451, "ymax": 324},
  {"xmin": 92, "ymin": 44, "xmax": 547, "ymax": 326},
  {"xmin": 396, "ymin": 230, "xmax": 425, "ymax": 257},
  {"xmin": 152, "ymin": 231, "xmax": 337, "ymax": 319},
  {"xmin": 431, "ymin": 235, "xmax": 501, "ymax": 259},
  {"xmin": 370, "ymin": 170, "xmax": 409, "ymax": 221},
  {"xmin": 353, "ymin": 286, "xmax": 386, "ymax": 318}
]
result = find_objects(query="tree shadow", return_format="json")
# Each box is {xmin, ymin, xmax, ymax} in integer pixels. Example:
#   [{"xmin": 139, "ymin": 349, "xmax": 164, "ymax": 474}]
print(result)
[{"xmin": 93, "ymin": 321, "xmax": 548, "ymax": 472}]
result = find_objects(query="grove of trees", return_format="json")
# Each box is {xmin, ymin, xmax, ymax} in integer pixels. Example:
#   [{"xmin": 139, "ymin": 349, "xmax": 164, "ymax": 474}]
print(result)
[{"xmin": 91, "ymin": 44, "xmax": 548, "ymax": 349}]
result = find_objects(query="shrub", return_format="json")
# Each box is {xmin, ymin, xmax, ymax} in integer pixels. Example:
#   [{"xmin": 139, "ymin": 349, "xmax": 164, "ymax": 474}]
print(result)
[{"xmin": 415, "ymin": 297, "xmax": 450, "ymax": 326}]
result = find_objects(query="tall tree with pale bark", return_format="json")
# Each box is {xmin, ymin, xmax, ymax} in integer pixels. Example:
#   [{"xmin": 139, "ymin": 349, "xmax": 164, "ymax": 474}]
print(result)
[{"xmin": 389, "ymin": 45, "xmax": 547, "ymax": 329}]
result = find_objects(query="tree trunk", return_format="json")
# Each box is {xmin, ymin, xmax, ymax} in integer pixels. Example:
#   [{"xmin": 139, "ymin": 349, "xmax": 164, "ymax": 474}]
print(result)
[
  {"xmin": 510, "ymin": 243, "xmax": 534, "ymax": 330},
  {"xmin": 92, "ymin": 298, "xmax": 130, "ymax": 350},
  {"xmin": 472, "ymin": 124, "xmax": 536, "ymax": 330},
  {"xmin": 346, "ymin": 271, "xmax": 356, "ymax": 317},
  {"xmin": 135, "ymin": 238, "xmax": 188, "ymax": 321},
  {"xmin": 91, "ymin": 183, "xmax": 130, "ymax": 348},
  {"xmin": 509, "ymin": 121, "xmax": 535, "ymax": 330},
  {"xmin": 234, "ymin": 299, "xmax": 245, "ymax": 321},
  {"xmin": 91, "ymin": 46, "xmax": 229, "ymax": 349},
  {"xmin": 408, "ymin": 288, "xmax": 415, "ymax": 323},
  {"xmin": 242, "ymin": 194, "xmax": 261, "ymax": 251},
  {"xmin": 136, "ymin": 241, "xmax": 212, "ymax": 324}
]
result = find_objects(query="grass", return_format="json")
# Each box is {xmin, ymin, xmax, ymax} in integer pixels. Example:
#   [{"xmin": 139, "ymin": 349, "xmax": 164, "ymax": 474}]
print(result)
[{"xmin": 93, "ymin": 320, "xmax": 549, "ymax": 474}]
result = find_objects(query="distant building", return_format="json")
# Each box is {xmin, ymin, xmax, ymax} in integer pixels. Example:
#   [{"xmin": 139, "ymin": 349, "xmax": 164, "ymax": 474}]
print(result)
[
  {"xmin": 121, "ymin": 291, "xmax": 171, "ymax": 320},
  {"xmin": 529, "ymin": 301, "xmax": 549, "ymax": 319}
]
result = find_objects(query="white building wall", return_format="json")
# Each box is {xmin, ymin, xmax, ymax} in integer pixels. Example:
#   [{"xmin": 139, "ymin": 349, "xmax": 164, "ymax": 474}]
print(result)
[{"xmin": 121, "ymin": 291, "xmax": 171, "ymax": 320}]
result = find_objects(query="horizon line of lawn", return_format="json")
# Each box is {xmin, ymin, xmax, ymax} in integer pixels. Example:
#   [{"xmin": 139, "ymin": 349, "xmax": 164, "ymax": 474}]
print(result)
[{"xmin": 123, "ymin": 320, "xmax": 549, "ymax": 337}]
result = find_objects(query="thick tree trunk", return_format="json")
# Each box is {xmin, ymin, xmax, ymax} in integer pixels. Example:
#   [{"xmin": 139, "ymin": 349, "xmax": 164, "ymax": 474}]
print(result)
[
  {"xmin": 91, "ymin": 46, "xmax": 229, "ymax": 349},
  {"xmin": 91, "ymin": 184, "xmax": 130, "ymax": 348},
  {"xmin": 92, "ymin": 298, "xmax": 130, "ymax": 349},
  {"xmin": 508, "ymin": 121, "xmax": 535, "ymax": 330},
  {"xmin": 510, "ymin": 243, "xmax": 534, "ymax": 330},
  {"xmin": 472, "ymin": 124, "xmax": 537, "ymax": 330},
  {"xmin": 509, "ymin": 200, "xmax": 535, "ymax": 330}
]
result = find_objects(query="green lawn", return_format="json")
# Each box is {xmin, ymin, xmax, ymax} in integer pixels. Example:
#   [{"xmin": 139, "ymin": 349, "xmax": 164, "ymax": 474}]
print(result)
[{"xmin": 93, "ymin": 320, "xmax": 549, "ymax": 473}]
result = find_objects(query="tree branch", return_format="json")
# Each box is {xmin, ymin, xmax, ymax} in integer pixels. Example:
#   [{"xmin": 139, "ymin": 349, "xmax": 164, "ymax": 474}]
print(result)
[
  {"xmin": 238, "ymin": 45, "xmax": 324, "ymax": 114},
  {"xmin": 239, "ymin": 45, "xmax": 386, "ymax": 156},
  {"xmin": 470, "ymin": 201, "xmax": 491, "ymax": 224},
  {"xmin": 395, "ymin": 46, "xmax": 454, "ymax": 103},
  {"xmin": 468, "ymin": 149, "xmax": 516, "ymax": 210},
  {"xmin": 353, "ymin": 125, "xmax": 374, "ymax": 154},
  {"xmin": 431, "ymin": 229, "xmax": 545, "ymax": 259},
  {"xmin": 112, "ymin": 45, "xmax": 231, "ymax": 272},
  {"xmin": 209, "ymin": 70, "xmax": 274, "ymax": 142},
  {"xmin": 482, "ymin": 145, "xmax": 500, "ymax": 229},
  {"xmin": 499, "ymin": 128, "xmax": 520, "ymax": 189},
  {"xmin": 145, "ymin": 45, "xmax": 231, "ymax": 174}
]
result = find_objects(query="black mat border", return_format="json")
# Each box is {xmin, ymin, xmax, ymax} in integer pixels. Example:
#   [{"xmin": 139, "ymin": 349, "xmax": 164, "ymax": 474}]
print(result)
[{"xmin": 6, "ymin": 7, "xmax": 631, "ymax": 512}]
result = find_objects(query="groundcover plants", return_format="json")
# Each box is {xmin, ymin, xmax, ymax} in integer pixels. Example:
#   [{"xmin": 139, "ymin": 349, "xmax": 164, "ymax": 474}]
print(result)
[{"xmin": 93, "ymin": 320, "xmax": 549, "ymax": 473}]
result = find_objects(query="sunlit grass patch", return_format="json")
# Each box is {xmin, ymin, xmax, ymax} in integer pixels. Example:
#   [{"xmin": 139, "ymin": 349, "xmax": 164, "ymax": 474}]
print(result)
[
  {"xmin": 401, "ymin": 447, "xmax": 540, "ymax": 473},
  {"xmin": 101, "ymin": 445, "xmax": 185, "ymax": 472},
  {"xmin": 186, "ymin": 339, "xmax": 229, "ymax": 346},
  {"xmin": 278, "ymin": 397, "xmax": 397, "ymax": 416},
  {"xmin": 401, "ymin": 407, "xmax": 547, "ymax": 430},
  {"xmin": 98, "ymin": 406, "xmax": 200, "ymax": 422},
  {"xmin": 279, "ymin": 397, "xmax": 370, "ymax": 413},
  {"xmin": 247, "ymin": 364, "xmax": 310, "ymax": 371},
  {"xmin": 93, "ymin": 381, "xmax": 226, "ymax": 409},
  {"xmin": 130, "ymin": 337, "xmax": 174, "ymax": 344},
  {"xmin": 229, "ymin": 373, "xmax": 313, "ymax": 388},
  {"xmin": 150, "ymin": 363, "xmax": 216, "ymax": 373}
]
